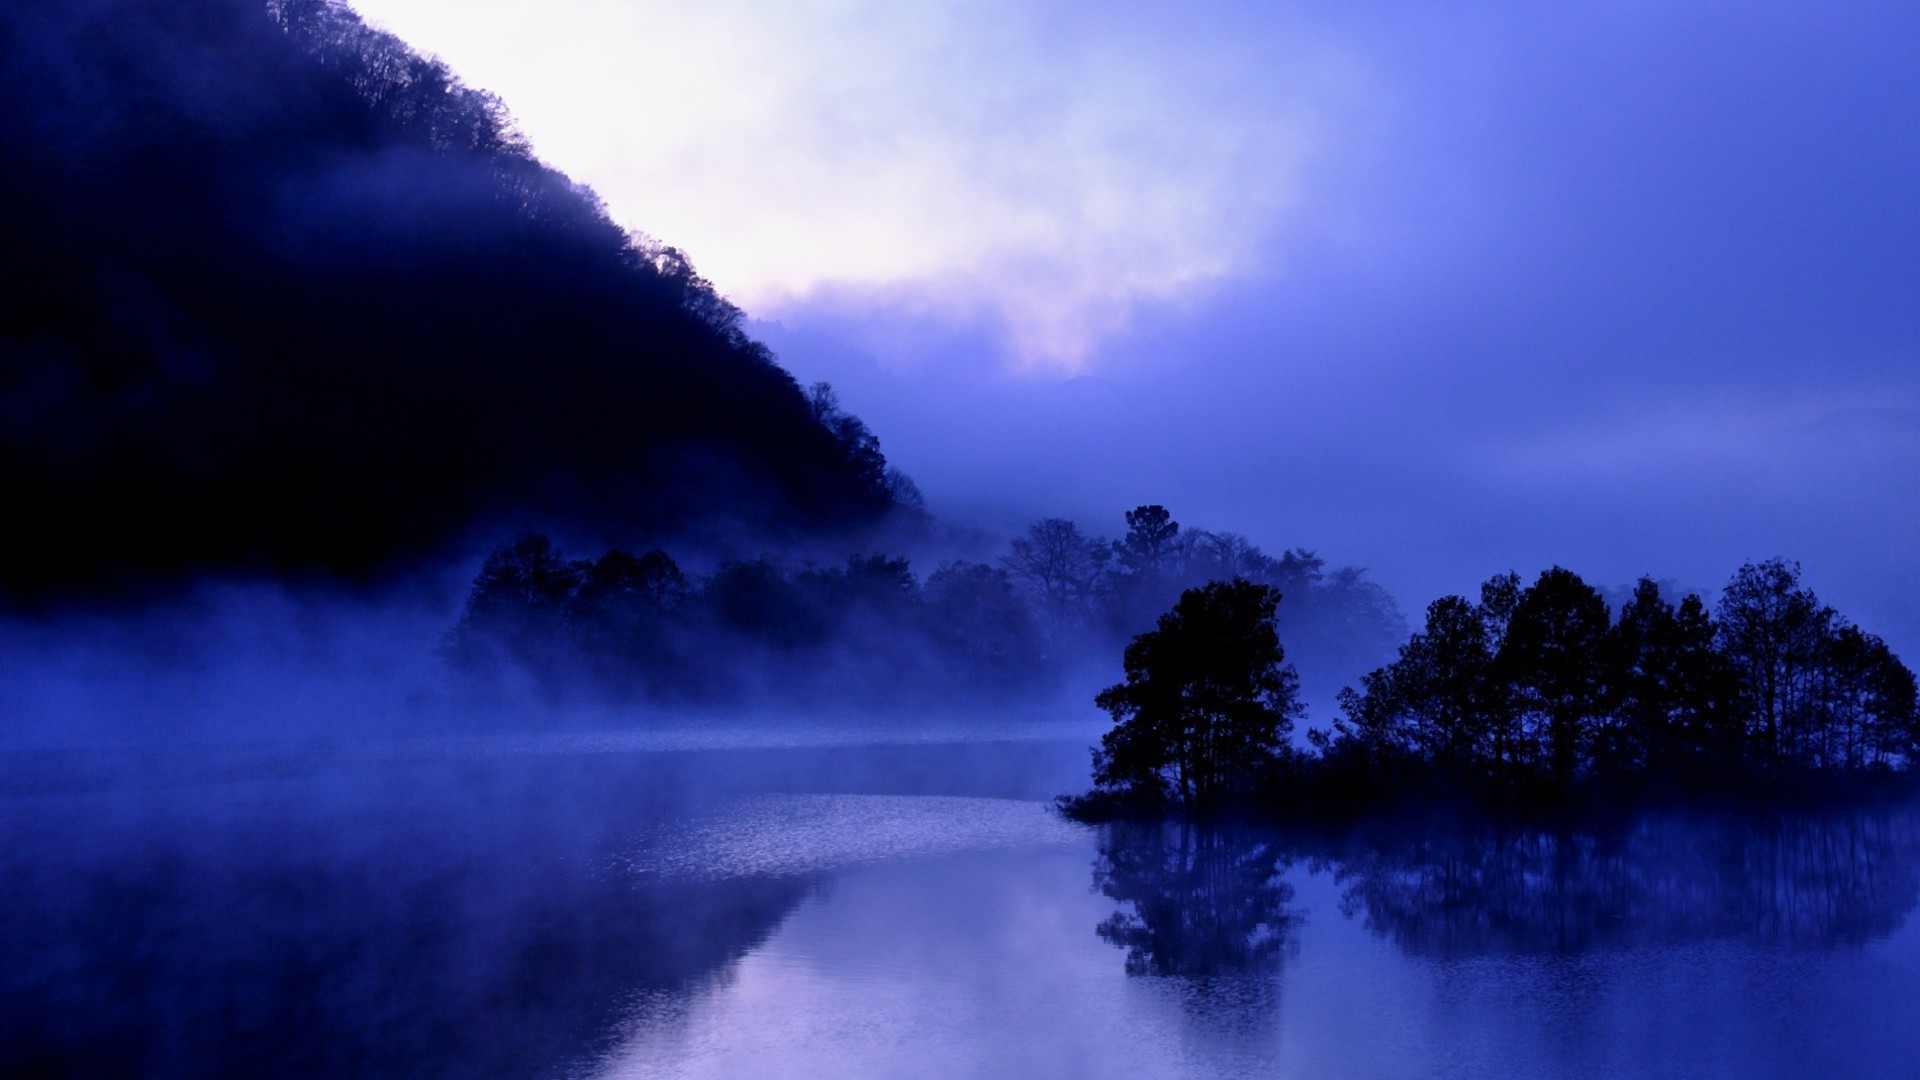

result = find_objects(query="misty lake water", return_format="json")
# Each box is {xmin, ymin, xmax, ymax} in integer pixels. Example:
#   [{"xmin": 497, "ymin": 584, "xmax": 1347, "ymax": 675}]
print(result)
[{"xmin": 7, "ymin": 730, "xmax": 1920, "ymax": 1078}]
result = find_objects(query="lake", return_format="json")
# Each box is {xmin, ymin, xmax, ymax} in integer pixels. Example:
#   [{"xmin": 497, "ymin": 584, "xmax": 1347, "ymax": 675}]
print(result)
[{"xmin": 6, "ymin": 732, "xmax": 1920, "ymax": 1077}]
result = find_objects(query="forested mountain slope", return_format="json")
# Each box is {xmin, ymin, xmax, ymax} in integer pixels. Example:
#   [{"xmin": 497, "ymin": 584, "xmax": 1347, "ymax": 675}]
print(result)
[{"xmin": 0, "ymin": 0, "xmax": 903, "ymax": 596}]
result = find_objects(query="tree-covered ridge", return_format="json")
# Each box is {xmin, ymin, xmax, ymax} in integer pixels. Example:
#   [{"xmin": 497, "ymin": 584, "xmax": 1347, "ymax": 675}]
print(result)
[
  {"xmin": 445, "ymin": 505, "xmax": 1403, "ymax": 706},
  {"xmin": 0, "ymin": 0, "xmax": 903, "ymax": 595},
  {"xmin": 1065, "ymin": 559, "xmax": 1918, "ymax": 820}
]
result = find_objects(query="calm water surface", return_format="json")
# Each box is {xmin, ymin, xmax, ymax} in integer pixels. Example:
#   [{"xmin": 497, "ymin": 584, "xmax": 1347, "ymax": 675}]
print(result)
[{"xmin": 5, "ymin": 732, "xmax": 1920, "ymax": 1077}]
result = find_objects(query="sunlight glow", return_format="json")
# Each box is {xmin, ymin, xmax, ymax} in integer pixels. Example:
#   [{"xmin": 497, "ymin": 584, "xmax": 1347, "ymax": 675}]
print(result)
[{"xmin": 349, "ymin": 0, "xmax": 1358, "ymax": 369}]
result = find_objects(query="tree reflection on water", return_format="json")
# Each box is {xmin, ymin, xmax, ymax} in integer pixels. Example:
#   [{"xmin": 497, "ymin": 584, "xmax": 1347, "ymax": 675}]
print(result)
[
  {"xmin": 1326, "ymin": 807, "xmax": 1920, "ymax": 960},
  {"xmin": 1092, "ymin": 822, "xmax": 1303, "ymax": 978},
  {"xmin": 1091, "ymin": 804, "xmax": 1920, "ymax": 976},
  {"xmin": 0, "ymin": 756, "xmax": 818, "ymax": 1079}
]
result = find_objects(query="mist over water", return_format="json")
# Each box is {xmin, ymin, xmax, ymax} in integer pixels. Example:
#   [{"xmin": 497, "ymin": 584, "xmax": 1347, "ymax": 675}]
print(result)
[
  {"xmin": 9, "ymin": 736, "xmax": 1920, "ymax": 1078},
  {"xmin": 7, "ymin": 0, "xmax": 1920, "ymax": 1074}
]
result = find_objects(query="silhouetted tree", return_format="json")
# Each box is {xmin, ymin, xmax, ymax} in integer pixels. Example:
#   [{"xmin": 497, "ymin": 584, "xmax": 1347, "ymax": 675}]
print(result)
[
  {"xmin": 805, "ymin": 382, "xmax": 890, "ymax": 498},
  {"xmin": 1003, "ymin": 518, "xmax": 1106, "ymax": 629},
  {"xmin": 1087, "ymin": 579, "xmax": 1302, "ymax": 812},
  {"xmin": 1114, "ymin": 505, "xmax": 1183, "ymax": 576},
  {"xmin": 1329, "ymin": 593, "xmax": 1506, "ymax": 779},
  {"xmin": 1498, "ymin": 567, "xmax": 1612, "ymax": 785},
  {"xmin": 1478, "ymin": 571, "xmax": 1523, "ymax": 641},
  {"xmin": 1183, "ymin": 530, "xmax": 1274, "ymax": 583},
  {"xmin": 1105, "ymin": 504, "xmax": 1190, "ymax": 630},
  {"xmin": 1314, "ymin": 558, "xmax": 1917, "ymax": 808},
  {"xmin": 881, "ymin": 466, "xmax": 926, "ymax": 511},
  {"xmin": 823, "ymin": 553, "xmax": 917, "ymax": 611},
  {"xmin": 922, "ymin": 561, "xmax": 1046, "ymax": 682},
  {"xmin": 1180, "ymin": 541, "xmax": 1406, "ymax": 706},
  {"xmin": 1821, "ymin": 625, "xmax": 1918, "ymax": 771},
  {"xmin": 572, "ymin": 550, "xmax": 690, "ymax": 616},
  {"xmin": 467, "ymin": 534, "xmax": 579, "ymax": 610},
  {"xmin": 566, "ymin": 549, "xmax": 692, "ymax": 689},
  {"xmin": 1601, "ymin": 579, "xmax": 1741, "ymax": 775},
  {"xmin": 1718, "ymin": 559, "xmax": 1839, "ymax": 767},
  {"xmin": 446, "ymin": 534, "xmax": 581, "ymax": 676},
  {"xmin": 703, "ymin": 558, "xmax": 828, "ymax": 649}
]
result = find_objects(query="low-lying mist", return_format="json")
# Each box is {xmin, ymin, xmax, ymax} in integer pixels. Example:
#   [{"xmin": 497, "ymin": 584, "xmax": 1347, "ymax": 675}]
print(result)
[{"xmin": 0, "ymin": 500, "xmax": 1407, "ymax": 762}]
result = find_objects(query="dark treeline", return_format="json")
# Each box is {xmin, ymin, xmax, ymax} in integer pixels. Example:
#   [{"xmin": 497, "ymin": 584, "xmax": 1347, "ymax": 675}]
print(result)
[
  {"xmin": 0, "ymin": 0, "xmax": 906, "ymax": 597},
  {"xmin": 1318, "ymin": 559, "xmax": 1920, "ymax": 800},
  {"xmin": 1001, "ymin": 506, "xmax": 1405, "ymax": 703},
  {"xmin": 445, "ymin": 504, "xmax": 1404, "ymax": 706},
  {"xmin": 1067, "ymin": 559, "xmax": 1920, "ymax": 819},
  {"xmin": 446, "ymin": 534, "xmax": 1048, "ymax": 704}
]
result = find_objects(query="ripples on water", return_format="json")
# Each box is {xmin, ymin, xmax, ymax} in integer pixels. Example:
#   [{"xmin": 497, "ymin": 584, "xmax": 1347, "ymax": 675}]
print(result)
[
  {"xmin": 5, "ymin": 733, "xmax": 1920, "ymax": 1077},
  {"xmin": 623, "ymin": 794, "xmax": 1082, "ymax": 880}
]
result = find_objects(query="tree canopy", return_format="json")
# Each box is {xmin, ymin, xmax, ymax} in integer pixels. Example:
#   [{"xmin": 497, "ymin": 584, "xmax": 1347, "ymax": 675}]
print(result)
[
  {"xmin": 1068, "ymin": 557, "xmax": 1920, "ymax": 821},
  {"xmin": 1313, "ymin": 559, "xmax": 1918, "ymax": 804},
  {"xmin": 1082, "ymin": 579, "xmax": 1303, "ymax": 813}
]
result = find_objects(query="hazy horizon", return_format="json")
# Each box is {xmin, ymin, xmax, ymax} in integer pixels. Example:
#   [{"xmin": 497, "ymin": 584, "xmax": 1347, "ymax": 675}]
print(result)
[{"xmin": 342, "ymin": 0, "xmax": 1920, "ymax": 658}]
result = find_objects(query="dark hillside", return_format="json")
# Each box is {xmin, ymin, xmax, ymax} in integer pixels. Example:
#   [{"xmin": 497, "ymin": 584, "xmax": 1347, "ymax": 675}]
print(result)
[{"xmin": 0, "ymin": 0, "xmax": 900, "ymax": 596}]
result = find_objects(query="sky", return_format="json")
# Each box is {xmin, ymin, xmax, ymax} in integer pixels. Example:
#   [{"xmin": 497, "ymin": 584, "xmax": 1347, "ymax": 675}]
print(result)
[{"xmin": 350, "ymin": 0, "xmax": 1920, "ymax": 649}]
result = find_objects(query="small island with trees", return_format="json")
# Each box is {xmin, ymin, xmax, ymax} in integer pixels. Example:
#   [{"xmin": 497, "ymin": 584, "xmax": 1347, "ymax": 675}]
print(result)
[{"xmin": 1060, "ymin": 557, "xmax": 1920, "ymax": 821}]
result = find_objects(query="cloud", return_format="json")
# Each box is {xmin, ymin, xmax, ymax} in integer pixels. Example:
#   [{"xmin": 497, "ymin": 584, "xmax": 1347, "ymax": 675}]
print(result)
[
  {"xmin": 349, "ymin": 0, "xmax": 1361, "ymax": 368},
  {"xmin": 345, "ymin": 0, "xmax": 1920, "ymax": 655}
]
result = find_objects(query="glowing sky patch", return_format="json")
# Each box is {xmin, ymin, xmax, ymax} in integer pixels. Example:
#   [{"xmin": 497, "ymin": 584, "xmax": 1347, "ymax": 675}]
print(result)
[{"xmin": 349, "ymin": 0, "xmax": 1360, "ymax": 368}]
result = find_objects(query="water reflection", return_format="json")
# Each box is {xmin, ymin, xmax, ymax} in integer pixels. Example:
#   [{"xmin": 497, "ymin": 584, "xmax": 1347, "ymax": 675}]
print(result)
[
  {"xmin": 1090, "ymin": 806, "xmax": 1920, "ymax": 978},
  {"xmin": 0, "ymin": 755, "xmax": 816, "ymax": 1079},
  {"xmin": 1326, "ymin": 808, "xmax": 1920, "ymax": 960},
  {"xmin": 1092, "ymin": 823, "xmax": 1303, "ymax": 978},
  {"xmin": 14, "ymin": 740, "xmax": 1920, "ymax": 1077}
]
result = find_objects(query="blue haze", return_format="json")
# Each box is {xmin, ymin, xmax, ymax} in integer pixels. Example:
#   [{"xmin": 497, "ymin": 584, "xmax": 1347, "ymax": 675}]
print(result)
[{"xmin": 762, "ymin": 0, "xmax": 1920, "ymax": 653}]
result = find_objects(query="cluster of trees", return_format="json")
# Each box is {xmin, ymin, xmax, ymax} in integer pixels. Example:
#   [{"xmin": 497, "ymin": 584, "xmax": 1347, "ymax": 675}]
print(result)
[
  {"xmin": 445, "ymin": 505, "xmax": 1404, "ymax": 706},
  {"xmin": 1086, "ymin": 580, "xmax": 1302, "ymax": 809},
  {"xmin": 1064, "ymin": 558, "xmax": 1918, "ymax": 819},
  {"xmin": 447, "ymin": 535, "xmax": 1046, "ymax": 703},
  {"xmin": 1321, "ymin": 559, "xmax": 1918, "ymax": 794},
  {"xmin": 1005, "ymin": 508, "xmax": 1398, "ymax": 645},
  {"xmin": 999, "ymin": 507, "xmax": 1403, "ymax": 702}
]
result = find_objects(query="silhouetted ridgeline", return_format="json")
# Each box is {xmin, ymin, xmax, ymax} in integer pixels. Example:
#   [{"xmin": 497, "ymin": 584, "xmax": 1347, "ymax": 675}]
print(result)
[
  {"xmin": 445, "ymin": 505, "xmax": 1404, "ymax": 706},
  {"xmin": 0, "ymin": 0, "xmax": 906, "ymax": 597},
  {"xmin": 1064, "ymin": 559, "xmax": 1920, "ymax": 819}
]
